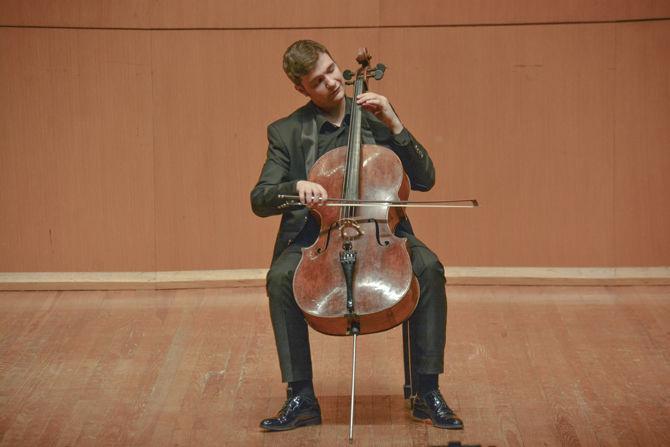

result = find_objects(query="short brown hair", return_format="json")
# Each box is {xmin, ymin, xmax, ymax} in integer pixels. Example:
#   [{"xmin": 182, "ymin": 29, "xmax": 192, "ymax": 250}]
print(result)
[{"xmin": 283, "ymin": 40, "xmax": 331, "ymax": 85}]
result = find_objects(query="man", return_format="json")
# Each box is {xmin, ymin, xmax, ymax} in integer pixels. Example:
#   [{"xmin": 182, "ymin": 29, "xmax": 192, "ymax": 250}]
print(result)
[{"xmin": 250, "ymin": 40, "xmax": 463, "ymax": 431}]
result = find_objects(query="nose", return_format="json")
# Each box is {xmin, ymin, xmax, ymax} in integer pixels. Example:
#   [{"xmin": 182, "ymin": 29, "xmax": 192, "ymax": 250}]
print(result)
[{"xmin": 325, "ymin": 76, "xmax": 336, "ymax": 89}]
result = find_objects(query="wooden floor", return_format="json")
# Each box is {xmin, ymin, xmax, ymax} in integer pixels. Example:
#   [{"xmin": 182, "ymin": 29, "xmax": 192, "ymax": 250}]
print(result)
[{"xmin": 0, "ymin": 286, "xmax": 669, "ymax": 446}]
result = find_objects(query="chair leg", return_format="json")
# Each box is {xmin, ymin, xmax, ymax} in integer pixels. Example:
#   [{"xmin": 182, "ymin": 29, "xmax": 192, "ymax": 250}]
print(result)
[{"xmin": 402, "ymin": 321, "xmax": 417, "ymax": 401}]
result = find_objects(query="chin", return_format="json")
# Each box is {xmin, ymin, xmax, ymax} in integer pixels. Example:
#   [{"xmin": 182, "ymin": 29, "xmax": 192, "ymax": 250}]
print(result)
[{"xmin": 332, "ymin": 87, "xmax": 345, "ymax": 101}]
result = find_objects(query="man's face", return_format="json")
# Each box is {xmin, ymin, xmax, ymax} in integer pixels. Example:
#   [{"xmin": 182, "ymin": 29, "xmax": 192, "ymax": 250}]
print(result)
[{"xmin": 296, "ymin": 52, "xmax": 345, "ymax": 111}]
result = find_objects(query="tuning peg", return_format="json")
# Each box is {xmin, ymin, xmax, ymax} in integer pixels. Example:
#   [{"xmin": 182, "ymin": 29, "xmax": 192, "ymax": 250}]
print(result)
[
  {"xmin": 343, "ymin": 69, "xmax": 354, "ymax": 80},
  {"xmin": 374, "ymin": 63, "xmax": 386, "ymax": 80},
  {"xmin": 365, "ymin": 63, "xmax": 386, "ymax": 81}
]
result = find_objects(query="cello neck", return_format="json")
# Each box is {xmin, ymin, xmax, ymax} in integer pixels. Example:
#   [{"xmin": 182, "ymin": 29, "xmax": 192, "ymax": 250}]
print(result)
[{"xmin": 342, "ymin": 62, "xmax": 369, "ymax": 219}]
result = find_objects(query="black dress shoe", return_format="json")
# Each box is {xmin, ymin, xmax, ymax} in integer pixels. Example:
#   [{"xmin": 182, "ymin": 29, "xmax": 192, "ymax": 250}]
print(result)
[
  {"xmin": 260, "ymin": 394, "xmax": 322, "ymax": 431},
  {"xmin": 412, "ymin": 389, "xmax": 464, "ymax": 430}
]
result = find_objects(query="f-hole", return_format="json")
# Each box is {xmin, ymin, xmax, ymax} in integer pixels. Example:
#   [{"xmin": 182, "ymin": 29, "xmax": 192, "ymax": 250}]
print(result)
[{"xmin": 372, "ymin": 219, "xmax": 391, "ymax": 247}]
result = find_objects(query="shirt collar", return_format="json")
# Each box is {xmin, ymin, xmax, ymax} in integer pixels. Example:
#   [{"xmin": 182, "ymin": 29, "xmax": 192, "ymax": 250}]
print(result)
[{"xmin": 311, "ymin": 97, "xmax": 352, "ymax": 132}]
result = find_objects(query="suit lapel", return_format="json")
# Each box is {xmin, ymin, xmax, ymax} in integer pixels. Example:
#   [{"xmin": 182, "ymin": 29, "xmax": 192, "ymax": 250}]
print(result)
[{"xmin": 301, "ymin": 107, "xmax": 318, "ymax": 176}]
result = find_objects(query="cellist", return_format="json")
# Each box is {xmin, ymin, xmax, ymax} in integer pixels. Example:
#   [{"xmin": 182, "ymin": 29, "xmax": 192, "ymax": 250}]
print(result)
[{"xmin": 250, "ymin": 39, "xmax": 464, "ymax": 431}]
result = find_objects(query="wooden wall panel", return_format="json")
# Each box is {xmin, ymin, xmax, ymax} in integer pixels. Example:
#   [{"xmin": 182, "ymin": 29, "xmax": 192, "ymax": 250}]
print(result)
[
  {"xmin": 378, "ymin": 24, "xmax": 617, "ymax": 266},
  {"xmin": 613, "ymin": 21, "xmax": 670, "ymax": 266},
  {"xmin": 380, "ymin": 0, "xmax": 670, "ymax": 26},
  {"xmin": 1, "ymin": 20, "xmax": 669, "ymax": 272},
  {"xmin": 0, "ymin": 1, "xmax": 380, "ymax": 29},
  {"xmin": 151, "ymin": 29, "xmax": 380, "ymax": 270},
  {"xmin": 1, "ymin": 1, "xmax": 669, "ymax": 29},
  {"xmin": 0, "ymin": 29, "xmax": 155, "ymax": 271}
]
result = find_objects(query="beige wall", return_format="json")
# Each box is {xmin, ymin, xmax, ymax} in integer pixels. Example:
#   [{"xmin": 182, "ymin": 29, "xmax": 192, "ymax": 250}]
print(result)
[{"xmin": 1, "ymin": 2, "xmax": 669, "ymax": 272}]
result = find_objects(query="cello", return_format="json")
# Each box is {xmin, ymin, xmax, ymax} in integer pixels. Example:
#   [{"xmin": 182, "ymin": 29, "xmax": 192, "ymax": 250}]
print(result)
[{"xmin": 292, "ymin": 49, "xmax": 419, "ymax": 338}]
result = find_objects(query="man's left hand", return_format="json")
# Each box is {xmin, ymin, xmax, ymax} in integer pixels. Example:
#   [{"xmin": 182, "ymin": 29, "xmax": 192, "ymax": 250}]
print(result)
[{"xmin": 356, "ymin": 92, "xmax": 404, "ymax": 135}]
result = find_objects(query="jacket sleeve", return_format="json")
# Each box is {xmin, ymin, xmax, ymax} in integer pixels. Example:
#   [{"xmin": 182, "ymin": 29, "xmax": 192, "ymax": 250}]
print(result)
[
  {"xmin": 250, "ymin": 124, "xmax": 301, "ymax": 217},
  {"xmin": 384, "ymin": 127, "xmax": 435, "ymax": 192},
  {"xmin": 364, "ymin": 111, "xmax": 436, "ymax": 191}
]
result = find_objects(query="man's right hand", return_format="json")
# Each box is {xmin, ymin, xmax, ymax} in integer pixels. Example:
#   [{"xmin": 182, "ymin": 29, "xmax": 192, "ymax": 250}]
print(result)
[{"xmin": 296, "ymin": 180, "xmax": 328, "ymax": 206}]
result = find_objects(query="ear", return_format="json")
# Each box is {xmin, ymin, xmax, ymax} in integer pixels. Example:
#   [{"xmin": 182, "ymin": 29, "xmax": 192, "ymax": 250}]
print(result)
[{"xmin": 294, "ymin": 83, "xmax": 308, "ymax": 96}]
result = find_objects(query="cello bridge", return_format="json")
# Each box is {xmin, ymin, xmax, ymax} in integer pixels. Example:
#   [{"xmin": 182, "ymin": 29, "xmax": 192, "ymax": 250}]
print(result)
[{"xmin": 337, "ymin": 219, "xmax": 363, "ymax": 241}]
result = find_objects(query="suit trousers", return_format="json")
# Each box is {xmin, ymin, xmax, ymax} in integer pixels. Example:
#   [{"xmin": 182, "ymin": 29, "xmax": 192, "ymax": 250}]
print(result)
[{"xmin": 266, "ymin": 229, "xmax": 447, "ymax": 383}]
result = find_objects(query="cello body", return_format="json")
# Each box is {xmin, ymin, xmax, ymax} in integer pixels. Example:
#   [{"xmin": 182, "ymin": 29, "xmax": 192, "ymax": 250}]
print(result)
[{"xmin": 293, "ymin": 141, "xmax": 420, "ymax": 335}]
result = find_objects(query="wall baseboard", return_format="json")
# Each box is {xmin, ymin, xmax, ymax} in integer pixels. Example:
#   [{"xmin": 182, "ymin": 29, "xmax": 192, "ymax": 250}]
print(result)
[
  {"xmin": 1, "ymin": 267, "xmax": 669, "ymax": 291},
  {"xmin": 442, "ymin": 267, "xmax": 670, "ymax": 285}
]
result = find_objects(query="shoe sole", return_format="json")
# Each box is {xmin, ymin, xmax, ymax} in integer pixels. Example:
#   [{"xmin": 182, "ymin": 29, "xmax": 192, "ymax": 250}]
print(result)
[
  {"xmin": 412, "ymin": 411, "xmax": 464, "ymax": 430},
  {"xmin": 260, "ymin": 415, "xmax": 322, "ymax": 432}
]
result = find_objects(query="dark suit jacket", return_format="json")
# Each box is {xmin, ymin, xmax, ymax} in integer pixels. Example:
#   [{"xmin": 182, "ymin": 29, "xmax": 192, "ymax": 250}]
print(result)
[{"xmin": 251, "ymin": 100, "xmax": 436, "ymax": 262}]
